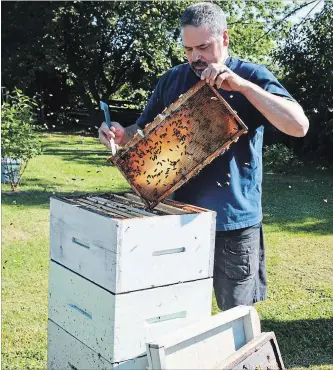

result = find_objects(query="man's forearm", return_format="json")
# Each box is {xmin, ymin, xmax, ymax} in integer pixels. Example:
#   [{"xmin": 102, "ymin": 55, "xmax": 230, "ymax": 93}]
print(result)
[{"xmin": 240, "ymin": 82, "xmax": 309, "ymax": 137}]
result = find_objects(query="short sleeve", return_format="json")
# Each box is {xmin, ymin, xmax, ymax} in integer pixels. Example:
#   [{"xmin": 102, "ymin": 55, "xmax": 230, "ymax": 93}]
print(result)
[
  {"xmin": 247, "ymin": 65, "xmax": 296, "ymax": 128},
  {"xmin": 250, "ymin": 65, "xmax": 295, "ymax": 101},
  {"xmin": 135, "ymin": 73, "xmax": 167, "ymax": 129}
]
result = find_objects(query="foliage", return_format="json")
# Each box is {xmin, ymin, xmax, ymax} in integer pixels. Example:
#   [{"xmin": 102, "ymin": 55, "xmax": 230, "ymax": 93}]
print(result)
[
  {"xmin": 263, "ymin": 143, "xmax": 303, "ymax": 174},
  {"xmin": 1, "ymin": 89, "xmax": 42, "ymax": 190},
  {"xmin": 273, "ymin": 2, "xmax": 333, "ymax": 159},
  {"xmin": 2, "ymin": 1, "xmax": 295, "ymax": 121}
]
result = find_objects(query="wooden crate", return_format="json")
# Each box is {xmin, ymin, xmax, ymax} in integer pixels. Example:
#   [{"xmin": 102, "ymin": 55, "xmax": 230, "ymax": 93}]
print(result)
[
  {"xmin": 47, "ymin": 320, "xmax": 148, "ymax": 370},
  {"xmin": 50, "ymin": 194, "xmax": 216, "ymax": 294},
  {"xmin": 48, "ymin": 261, "xmax": 213, "ymax": 363},
  {"xmin": 218, "ymin": 332, "xmax": 285, "ymax": 370},
  {"xmin": 146, "ymin": 306, "xmax": 261, "ymax": 370}
]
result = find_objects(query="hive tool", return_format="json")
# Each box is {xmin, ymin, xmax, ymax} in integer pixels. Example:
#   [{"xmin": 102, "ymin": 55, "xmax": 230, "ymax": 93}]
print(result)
[{"xmin": 100, "ymin": 100, "xmax": 117, "ymax": 156}]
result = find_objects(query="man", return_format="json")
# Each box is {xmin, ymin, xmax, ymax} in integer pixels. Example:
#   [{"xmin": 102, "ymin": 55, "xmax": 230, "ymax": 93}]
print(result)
[{"xmin": 99, "ymin": 3, "xmax": 309, "ymax": 311}]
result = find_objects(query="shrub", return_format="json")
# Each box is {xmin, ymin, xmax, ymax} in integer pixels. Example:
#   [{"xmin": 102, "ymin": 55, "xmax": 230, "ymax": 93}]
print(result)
[
  {"xmin": 1, "ymin": 88, "xmax": 42, "ymax": 190},
  {"xmin": 263, "ymin": 143, "xmax": 303, "ymax": 174}
]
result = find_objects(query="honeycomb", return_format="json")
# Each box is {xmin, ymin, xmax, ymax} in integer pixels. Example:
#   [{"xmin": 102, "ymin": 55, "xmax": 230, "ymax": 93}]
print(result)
[{"xmin": 109, "ymin": 80, "xmax": 248, "ymax": 208}]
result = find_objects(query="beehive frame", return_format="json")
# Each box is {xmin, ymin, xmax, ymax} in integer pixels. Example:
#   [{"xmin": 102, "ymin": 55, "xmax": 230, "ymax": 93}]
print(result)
[{"xmin": 110, "ymin": 80, "xmax": 248, "ymax": 208}]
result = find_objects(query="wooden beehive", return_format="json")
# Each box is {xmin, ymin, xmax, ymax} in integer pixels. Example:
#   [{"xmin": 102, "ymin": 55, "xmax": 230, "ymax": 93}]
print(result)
[
  {"xmin": 110, "ymin": 81, "xmax": 248, "ymax": 208},
  {"xmin": 48, "ymin": 262, "xmax": 213, "ymax": 364},
  {"xmin": 48, "ymin": 193, "xmax": 216, "ymax": 367},
  {"xmin": 146, "ymin": 306, "xmax": 261, "ymax": 370},
  {"xmin": 50, "ymin": 192, "xmax": 216, "ymax": 293},
  {"xmin": 218, "ymin": 332, "xmax": 285, "ymax": 370}
]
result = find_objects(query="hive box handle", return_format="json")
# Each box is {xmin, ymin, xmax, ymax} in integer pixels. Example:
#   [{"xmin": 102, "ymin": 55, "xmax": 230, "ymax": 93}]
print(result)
[
  {"xmin": 72, "ymin": 237, "xmax": 90, "ymax": 249},
  {"xmin": 152, "ymin": 247, "xmax": 185, "ymax": 256},
  {"xmin": 68, "ymin": 303, "xmax": 92, "ymax": 320},
  {"xmin": 146, "ymin": 311, "xmax": 187, "ymax": 324}
]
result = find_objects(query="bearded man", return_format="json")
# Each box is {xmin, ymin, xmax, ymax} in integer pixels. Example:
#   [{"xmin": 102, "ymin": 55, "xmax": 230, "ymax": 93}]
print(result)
[{"xmin": 99, "ymin": 2, "xmax": 309, "ymax": 311}]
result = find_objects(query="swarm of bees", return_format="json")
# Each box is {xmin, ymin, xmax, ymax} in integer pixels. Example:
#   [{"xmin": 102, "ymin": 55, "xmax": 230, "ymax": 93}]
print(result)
[{"xmin": 110, "ymin": 80, "xmax": 248, "ymax": 209}]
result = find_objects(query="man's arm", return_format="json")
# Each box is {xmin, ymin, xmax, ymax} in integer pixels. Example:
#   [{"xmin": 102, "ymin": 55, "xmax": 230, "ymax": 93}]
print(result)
[
  {"xmin": 239, "ymin": 82, "xmax": 309, "ymax": 137},
  {"xmin": 100, "ymin": 71, "xmax": 167, "ymax": 151},
  {"xmin": 201, "ymin": 63, "xmax": 309, "ymax": 138}
]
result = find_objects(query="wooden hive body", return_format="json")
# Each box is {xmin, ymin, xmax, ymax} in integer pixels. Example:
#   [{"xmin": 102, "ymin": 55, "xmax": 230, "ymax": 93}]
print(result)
[
  {"xmin": 48, "ymin": 193, "xmax": 216, "ymax": 368},
  {"xmin": 48, "ymin": 262, "xmax": 213, "ymax": 363},
  {"xmin": 50, "ymin": 193, "xmax": 216, "ymax": 293},
  {"xmin": 146, "ymin": 306, "xmax": 261, "ymax": 370}
]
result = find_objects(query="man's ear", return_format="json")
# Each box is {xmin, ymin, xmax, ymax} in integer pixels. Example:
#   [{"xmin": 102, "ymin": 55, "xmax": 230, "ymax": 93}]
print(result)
[{"xmin": 223, "ymin": 29, "xmax": 229, "ymax": 47}]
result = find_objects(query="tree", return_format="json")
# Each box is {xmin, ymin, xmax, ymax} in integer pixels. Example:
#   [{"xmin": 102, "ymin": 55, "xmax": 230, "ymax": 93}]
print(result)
[
  {"xmin": 2, "ymin": 1, "xmax": 295, "ymax": 126},
  {"xmin": 273, "ymin": 2, "xmax": 333, "ymax": 159}
]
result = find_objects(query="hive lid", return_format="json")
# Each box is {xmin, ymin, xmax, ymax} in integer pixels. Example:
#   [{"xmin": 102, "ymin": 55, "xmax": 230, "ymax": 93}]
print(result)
[{"xmin": 109, "ymin": 80, "xmax": 248, "ymax": 208}]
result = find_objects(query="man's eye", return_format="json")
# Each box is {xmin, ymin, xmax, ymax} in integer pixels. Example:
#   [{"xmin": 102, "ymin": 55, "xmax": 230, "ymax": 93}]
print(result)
[{"xmin": 200, "ymin": 45, "xmax": 208, "ymax": 50}]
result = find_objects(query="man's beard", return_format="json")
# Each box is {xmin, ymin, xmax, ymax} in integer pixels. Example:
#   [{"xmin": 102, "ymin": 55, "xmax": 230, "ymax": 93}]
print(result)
[{"xmin": 190, "ymin": 60, "xmax": 209, "ymax": 77}]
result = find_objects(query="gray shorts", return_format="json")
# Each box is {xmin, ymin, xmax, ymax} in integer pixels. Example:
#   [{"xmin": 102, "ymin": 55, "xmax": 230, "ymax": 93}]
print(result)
[{"xmin": 213, "ymin": 222, "xmax": 267, "ymax": 311}]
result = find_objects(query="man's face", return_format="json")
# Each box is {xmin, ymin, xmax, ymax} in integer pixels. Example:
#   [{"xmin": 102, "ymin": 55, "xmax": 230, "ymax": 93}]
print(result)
[{"xmin": 182, "ymin": 25, "xmax": 229, "ymax": 76}]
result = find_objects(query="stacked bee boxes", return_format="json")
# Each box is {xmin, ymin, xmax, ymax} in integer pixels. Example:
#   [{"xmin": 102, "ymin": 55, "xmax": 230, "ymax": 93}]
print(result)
[{"xmin": 47, "ymin": 193, "xmax": 216, "ymax": 369}]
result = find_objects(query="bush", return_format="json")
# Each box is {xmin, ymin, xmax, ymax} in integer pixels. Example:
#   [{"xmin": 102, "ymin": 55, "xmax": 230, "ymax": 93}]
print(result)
[
  {"xmin": 263, "ymin": 143, "xmax": 303, "ymax": 174},
  {"xmin": 1, "ymin": 88, "xmax": 42, "ymax": 190}
]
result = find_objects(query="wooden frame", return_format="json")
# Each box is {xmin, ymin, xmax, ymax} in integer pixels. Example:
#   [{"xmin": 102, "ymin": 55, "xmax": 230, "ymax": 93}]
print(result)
[
  {"xmin": 218, "ymin": 332, "xmax": 285, "ymax": 370},
  {"xmin": 110, "ymin": 80, "xmax": 248, "ymax": 208},
  {"xmin": 146, "ymin": 306, "xmax": 261, "ymax": 370}
]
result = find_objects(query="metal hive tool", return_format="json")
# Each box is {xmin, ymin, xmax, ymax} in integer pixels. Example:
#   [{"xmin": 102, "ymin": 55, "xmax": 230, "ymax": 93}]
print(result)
[{"xmin": 109, "ymin": 80, "xmax": 248, "ymax": 208}]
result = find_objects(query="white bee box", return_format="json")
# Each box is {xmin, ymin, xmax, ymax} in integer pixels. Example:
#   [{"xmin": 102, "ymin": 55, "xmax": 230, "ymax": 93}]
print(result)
[
  {"xmin": 146, "ymin": 306, "xmax": 261, "ymax": 370},
  {"xmin": 47, "ymin": 320, "xmax": 148, "ymax": 370},
  {"xmin": 48, "ymin": 261, "xmax": 213, "ymax": 363},
  {"xmin": 50, "ymin": 196, "xmax": 216, "ymax": 293}
]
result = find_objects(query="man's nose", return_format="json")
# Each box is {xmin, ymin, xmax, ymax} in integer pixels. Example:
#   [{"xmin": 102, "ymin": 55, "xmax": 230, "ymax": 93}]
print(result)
[{"xmin": 192, "ymin": 50, "xmax": 201, "ymax": 62}]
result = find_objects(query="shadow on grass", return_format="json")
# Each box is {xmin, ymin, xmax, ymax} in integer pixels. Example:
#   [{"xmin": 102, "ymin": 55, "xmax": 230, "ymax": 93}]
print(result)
[
  {"xmin": 262, "ymin": 318, "xmax": 333, "ymax": 369},
  {"xmin": 1, "ymin": 188, "xmax": 130, "ymax": 208},
  {"xmin": 42, "ymin": 147, "xmax": 113, "ymax": 167},
  {"xmin": 263, "ymin": 216, "xmax": 333, "ymax": 236}
]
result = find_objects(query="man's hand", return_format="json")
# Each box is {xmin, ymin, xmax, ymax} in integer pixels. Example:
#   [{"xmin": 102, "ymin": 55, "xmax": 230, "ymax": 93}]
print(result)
[
  {"xmin": 200, "ymin": 63, "xmax": 248, "ymax": 92},
  {"xmin": 98, "ymin": 121, "xmax": 126, "ymax": 151}
]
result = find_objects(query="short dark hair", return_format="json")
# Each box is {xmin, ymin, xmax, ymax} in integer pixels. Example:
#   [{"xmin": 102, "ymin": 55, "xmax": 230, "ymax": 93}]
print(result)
[{"xmin": 180, "ymin": 2, "xmax": 227, "ymax": 36}]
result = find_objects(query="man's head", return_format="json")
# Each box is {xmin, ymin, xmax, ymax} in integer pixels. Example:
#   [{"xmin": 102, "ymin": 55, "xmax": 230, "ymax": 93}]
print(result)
[{"xmin": 180, "ymin": 2, "xmax": 229, "ymax": 75}]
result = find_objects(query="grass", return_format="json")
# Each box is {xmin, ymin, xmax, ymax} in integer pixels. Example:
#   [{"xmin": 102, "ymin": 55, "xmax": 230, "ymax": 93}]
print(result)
[{"xmin": 2, "ymin": 132, "xmax": 333, "ymax": 369}]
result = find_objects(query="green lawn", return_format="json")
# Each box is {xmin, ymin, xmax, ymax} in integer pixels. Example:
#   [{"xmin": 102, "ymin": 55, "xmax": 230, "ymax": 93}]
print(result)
[{"xmin": 2, "ymin": 132, "xmax": 333, "ymax": 369}]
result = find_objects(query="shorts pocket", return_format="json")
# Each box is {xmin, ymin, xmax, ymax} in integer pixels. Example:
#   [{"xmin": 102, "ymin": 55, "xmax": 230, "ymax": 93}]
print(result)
[{"xmin": 223, "ymin": 227, "xmax": 260, "ymax": 280}]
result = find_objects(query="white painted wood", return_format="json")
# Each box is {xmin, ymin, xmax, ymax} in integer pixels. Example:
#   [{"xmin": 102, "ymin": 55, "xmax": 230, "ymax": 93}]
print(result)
[
  {"xmin": 50, "ymin": 198, "xmax": 120, "ymax": 291},
  {"xmin": 50, "ymin": 197, "xmax": 216, "ymax": 293},
  {"xmin": 146, "ymin": 306, "xmax": 261, "ymax": 370},
  {"xmin": 47, "ymin": 319, "xmax": 148, "ymax": 369},
  {"xmin": 116, "ymin": 212, "xmax": 216, "ymax": 291},
  {"xmin": 48, "ymin": 261, "xmax": 213, "ymax": 363},
  {"xmin": 243, "ymin": 306, "xmax": 261, "ymax": 343}
]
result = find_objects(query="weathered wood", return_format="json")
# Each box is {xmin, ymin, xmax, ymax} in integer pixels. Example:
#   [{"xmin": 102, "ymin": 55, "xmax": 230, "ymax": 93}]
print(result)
[
  {"xmin": 50, "ymin": 196, "xmax": 216, "ymax": 293},
  {"xmin": 146, "ymin": 306, "xmax": 261, "ymax": 370},
  {"xmin": 75, "ymin": 198, "xmax": 129, "ymax": 218},
  {"xmin": 47, "ymin": 319, "xmax": 148, "ymax": 369},
  {"xmin": 87, "ymin": 196, "xmax": 156, "ymax": 217},
  {"xmin": 217, "ymin": 332, "xmax": 285, "ymax": 370},
  {"xmin": 49, "ymin": 261, "xmax": 213, "ymax": 363},
  {"xmin": 123, "ymin": 193, "xmax": 189, "ymax": 215}
]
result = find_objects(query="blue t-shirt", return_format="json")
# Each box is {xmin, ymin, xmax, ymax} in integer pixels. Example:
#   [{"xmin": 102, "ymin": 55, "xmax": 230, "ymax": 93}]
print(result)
[{"xmin": 136, "ymin": 56, "xmax": 294, "ymax": 231}]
